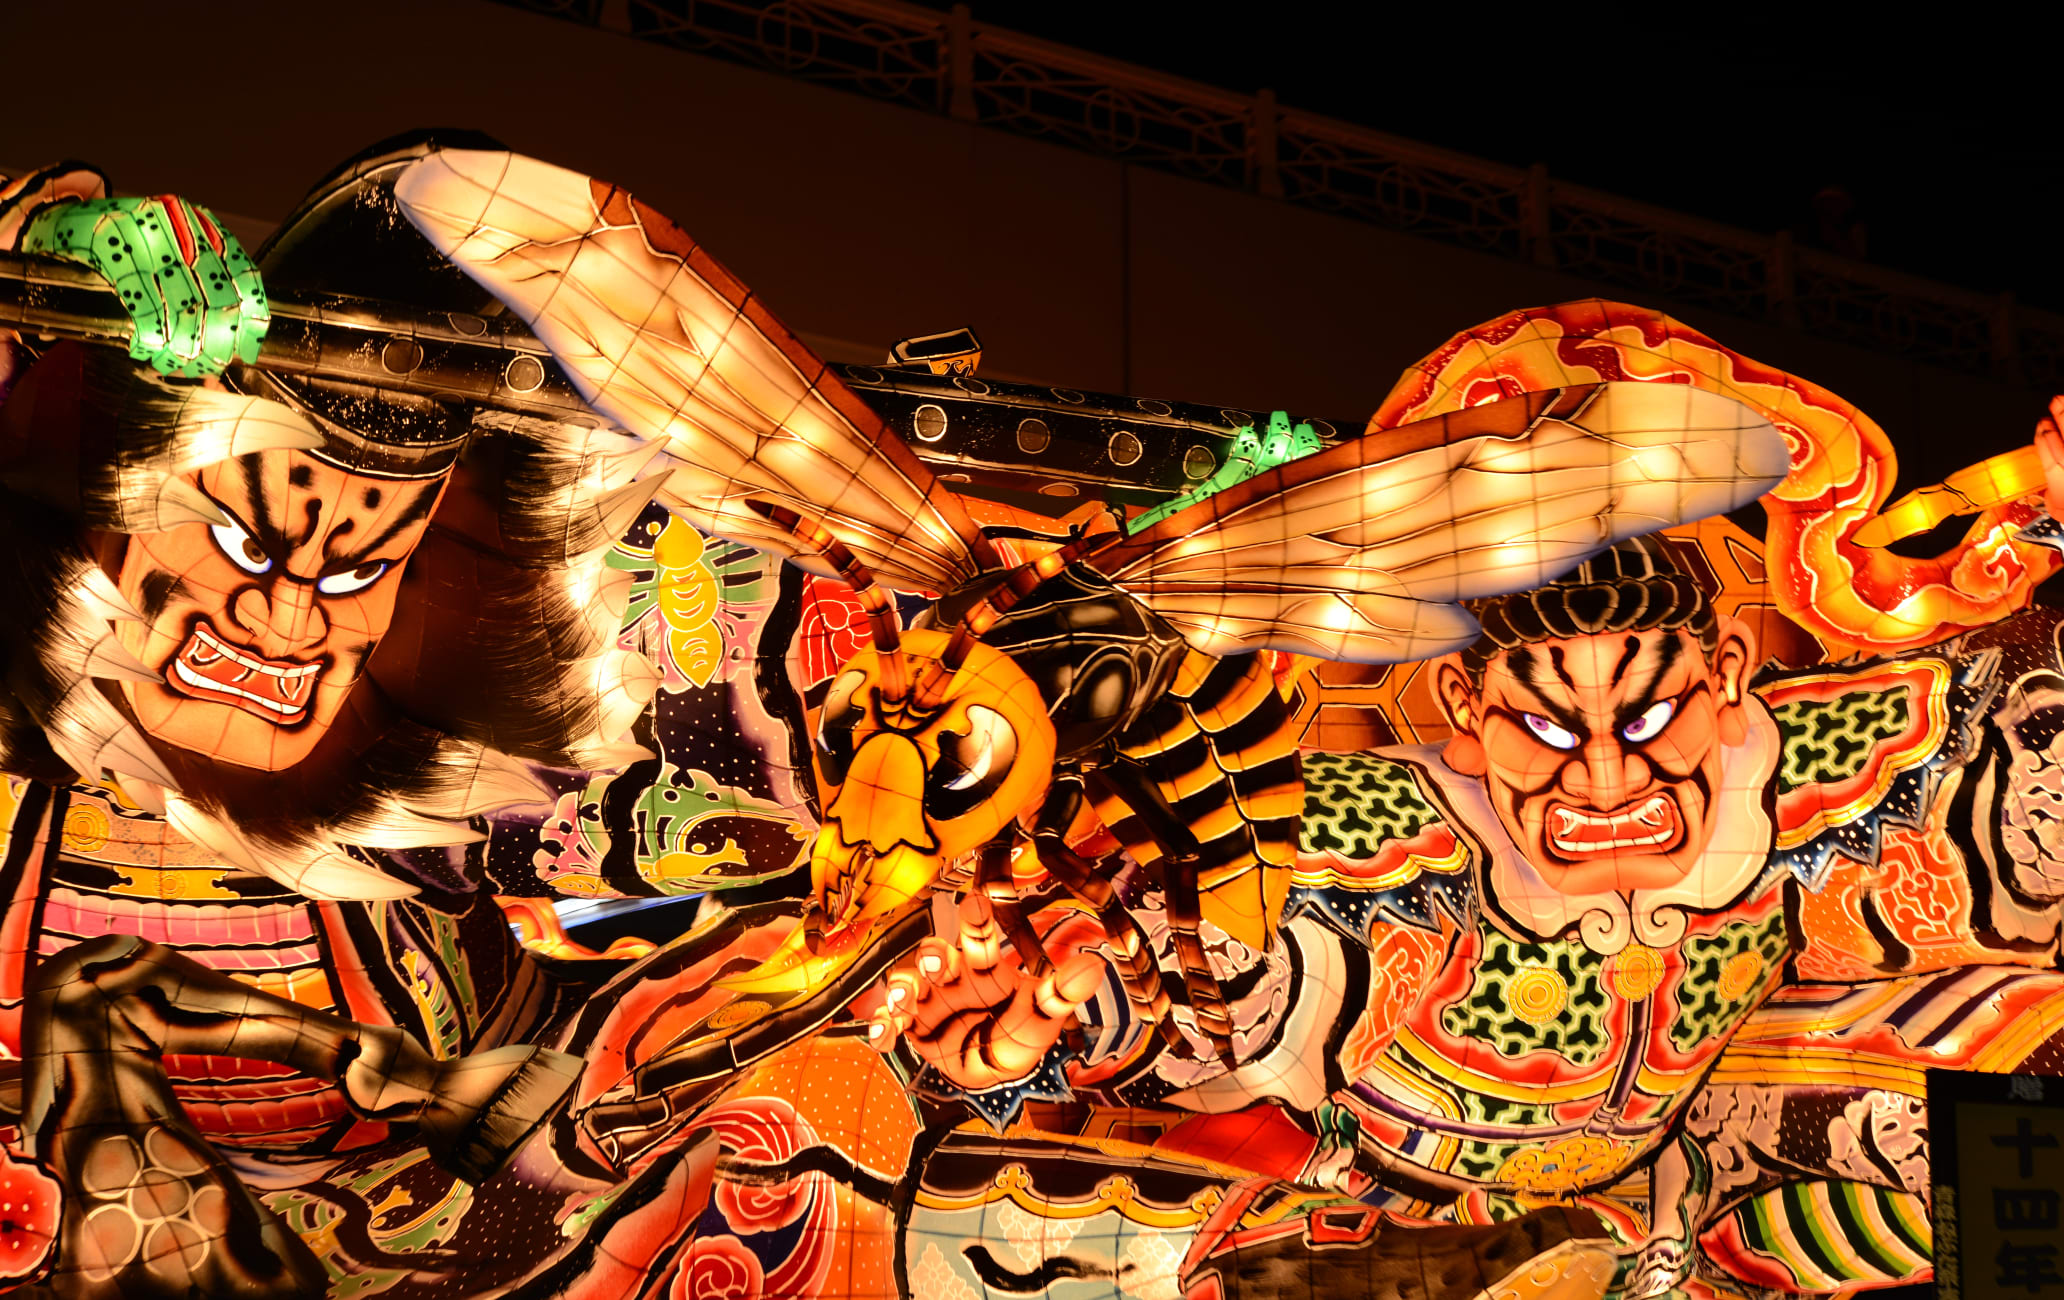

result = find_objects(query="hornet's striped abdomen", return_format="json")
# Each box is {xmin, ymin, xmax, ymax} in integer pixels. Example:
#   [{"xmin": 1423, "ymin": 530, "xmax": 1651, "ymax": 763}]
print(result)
[{"xmin": 1101, "ymin": 648, "xmax": 1301, "ymax": 954}]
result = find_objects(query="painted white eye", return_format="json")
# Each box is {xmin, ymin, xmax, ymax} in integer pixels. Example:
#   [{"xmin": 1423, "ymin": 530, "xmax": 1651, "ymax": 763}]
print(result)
[
  {"xmin": 1621, "ymin": 698, "xmax": 1677, "ymax": 743},
  {"xmin": 814, "ymin": 670, "xmax": 868, "ymax": 786},
  {"xmin": 944, "ymin": 722, "xmax": 994, "ymax": 791},
  {"xmin": 1522, "ymin": 712, "xmax": 1579, "ymax": 751},
  {"xmin": 316, "ymin": 562, "xmax": 389, "ymax": 596},
  {"xmin": 209, "ymin": 519, "xmax": 271, "ymax": 575},
  {"xmin": 928, "ymin": 705, "xmax": 1018, "ymax": 820}
]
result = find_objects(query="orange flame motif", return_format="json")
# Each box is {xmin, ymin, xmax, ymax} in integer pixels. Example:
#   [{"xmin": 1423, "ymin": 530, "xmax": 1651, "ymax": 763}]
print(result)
[{"xmin": 1372, "ymin": 300, "xmax": 2059, "ymax": 657}]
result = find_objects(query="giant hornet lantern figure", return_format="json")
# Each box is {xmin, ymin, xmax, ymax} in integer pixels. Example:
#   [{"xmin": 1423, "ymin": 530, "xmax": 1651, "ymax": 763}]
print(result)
[{"xmin": 393, "ymin": 151, "xmax": 1789, "ymax": 1067}]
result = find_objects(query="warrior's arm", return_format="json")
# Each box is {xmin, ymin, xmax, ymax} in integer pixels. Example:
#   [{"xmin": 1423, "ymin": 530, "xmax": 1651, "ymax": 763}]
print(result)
[
  {"xmin": 864, "ymin": 876, "xmax": 1450, "ymax": 1183},
  {"xmin": 1069, "ymin": 906, "xmax": 1444, "ymax": 1118},
  {"xmin": 1782, "ymin": 650, "xmax": 2064, "ymax": 977},
  {"xmin": 1071, "ymin": 756, "xmax": 1466, "ymax": 1114},
  {"xmin": 1983, "ymin": 663, "xmax": 2064, "ymax": 911},
  {"xmin": 870, "ymin": 755, "xmax": 1463, "ymax": 1134}
]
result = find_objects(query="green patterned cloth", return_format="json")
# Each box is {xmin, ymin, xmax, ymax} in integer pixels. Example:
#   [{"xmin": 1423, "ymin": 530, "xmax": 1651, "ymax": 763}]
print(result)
[
  {"xmin": 1300, "ymin": 752, "xmax": 1448, "ymax": 856},
  {"xmin": 1771, "ymin": 685, "xmax": 1912, "ymax": 794},
  {"xmin": 20, "ymin": 194, "xmax": 268, "ymax": 377}
]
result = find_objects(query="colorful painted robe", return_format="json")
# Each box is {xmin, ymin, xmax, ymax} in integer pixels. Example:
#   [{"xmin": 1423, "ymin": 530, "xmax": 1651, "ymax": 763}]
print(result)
[{"xmin": 931, "ymin": 609, "xmax": 2064, "ymax": 1297}]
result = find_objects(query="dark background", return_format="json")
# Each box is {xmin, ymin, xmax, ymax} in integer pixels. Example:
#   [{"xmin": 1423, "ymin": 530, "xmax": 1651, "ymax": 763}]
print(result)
[
  {"xmin": 3, "ymin": 0, "xmax": 2058, "ymax": 503},
  {"xmin": 921, "ymin": 5, "xmax": 2064, "ymax": 310}
]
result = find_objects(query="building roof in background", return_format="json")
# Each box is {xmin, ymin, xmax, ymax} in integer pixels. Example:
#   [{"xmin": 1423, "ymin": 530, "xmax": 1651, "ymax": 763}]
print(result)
[{"xmin": 494, "ymin": 0, "xmax": 2064, "ymax": 393}]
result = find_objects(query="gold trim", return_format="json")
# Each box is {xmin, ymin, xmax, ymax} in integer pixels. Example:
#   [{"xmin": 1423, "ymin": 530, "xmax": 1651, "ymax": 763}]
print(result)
[
  {"xmin": 370, "ymin": 1175, "xmax": 469, "ymax": 1247},
  {"xmin": 109, "ymin": 865, "xmax": 241, "ymax": 901},
  {"xmin": 913, "ymin": 1164, "xmax": 1223, "ymax": 1229},
  {"xmin": 1365, "ymin": 1055, "xmax": 1466, "ymax": 1173},
  {"xmin": 1633, "ymin": 1059, "xmax": 1711, "ymax": 1095},
  {"xmin": 1705, "ymin": 1046, "xmax": 1925, "ymax": 1094},
  {"xmin": 1729, "ymin": 983, "xmax": 1913, "ymax": 1042},
  {"xmin": 1372, "ymin": 1049, "xmax": 1464, "ymax": 1121},
  {"xmin": 980, "ymin": 1122, "xmax": 1253, "ymax": 1182},
  {"xmin": 1969, "ymin": 985, "xmax": 2064, "ymax": 1073},
  {"xmin": 1393, "ymin": 1026, "xmax": 1614, "ymax": 1104},
  {"xmin": 1291, "ymin": 835, "xmax": 1468, "ymax": 892}
]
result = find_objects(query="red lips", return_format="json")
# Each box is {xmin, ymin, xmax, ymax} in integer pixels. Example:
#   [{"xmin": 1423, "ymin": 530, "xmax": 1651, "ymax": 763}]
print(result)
[{"xmin": 166, "ymin": 620, "xmax": 322, "ymax": 723}]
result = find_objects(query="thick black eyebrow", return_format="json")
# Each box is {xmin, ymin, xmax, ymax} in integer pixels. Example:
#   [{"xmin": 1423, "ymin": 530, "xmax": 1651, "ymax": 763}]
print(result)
[
  {"xmin": 292, "ymin": 497, "xmax": 323, "ymax": 549},
  {"xmin": 1610, "ymin": 635, "xmax": 1642, "ymax": 686},
  {"xmin": 1505, "ymin": 651, "xmax": 1589, "ymax": 739},
  {"xmin": 1612, "ymin": 635, "xmax": 1686, "ymax": 729},
  {"xmin": 233, "ymin": 457, "xmax": 285, "ymax": 556},
  {"xmin": 327, "ymin": 480, "xmax": 442, "ymax": 570},
  {"xmin": 1509, "ymin": 646, "xmax": 1548, "ymax": 689}
]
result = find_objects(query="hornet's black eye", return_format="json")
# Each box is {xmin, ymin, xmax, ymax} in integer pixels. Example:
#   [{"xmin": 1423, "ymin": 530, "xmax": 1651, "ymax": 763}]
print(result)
[
  {"xmin": 924, "ymin": 704, "xmax": 1018, "ymax": 821},
  {"xmin": 815, "ymin": 670, "xmax": 866, "ymax": 786}
]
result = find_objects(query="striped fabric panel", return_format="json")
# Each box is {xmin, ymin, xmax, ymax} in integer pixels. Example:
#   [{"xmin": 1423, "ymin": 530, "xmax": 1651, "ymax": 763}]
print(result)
[
  {"xmin": 38, "ymin": 889, "xmax": 318, "ymax": 948},
  {"xmin": 172, "ymin": 1077, "xmax": 352, "ymax": 1146},
  {"xmin": 1701, "ymin": 1181, "xmax": 1930, "ymax": 1292},
  {"xmin": 166, "ymin": 1067, "xmax": 331, "ymax": 1097},
  {"xmin": 205, "ymin": 1119, "xmax": 345, "ymax": 1150}
]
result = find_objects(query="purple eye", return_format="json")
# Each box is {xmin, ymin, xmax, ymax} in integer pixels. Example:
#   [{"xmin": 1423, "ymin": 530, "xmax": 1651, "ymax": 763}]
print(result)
[
  {"xmin": 1523, "ymin": 713, "xmax": 1578, "ymax": 750},
  {"xmin": 1621, "ymin": 699, "xmax": 1676, "ymax": 743}
]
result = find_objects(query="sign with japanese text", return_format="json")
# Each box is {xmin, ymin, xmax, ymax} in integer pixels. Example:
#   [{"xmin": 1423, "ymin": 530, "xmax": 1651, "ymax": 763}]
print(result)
[{"xmin": 1934, "ymin": 1071, "xmax": 2064, "ymax": 1298}]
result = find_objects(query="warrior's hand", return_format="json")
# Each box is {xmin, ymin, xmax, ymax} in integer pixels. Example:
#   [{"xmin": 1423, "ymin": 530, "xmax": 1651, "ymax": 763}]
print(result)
[
  {"xmin": 17, "ymin": 194, "xmax": 268, "ymax": 377},
  {"xmin": 862, "ymin": 894, "xmax": 1105, "ymax": 1093}
]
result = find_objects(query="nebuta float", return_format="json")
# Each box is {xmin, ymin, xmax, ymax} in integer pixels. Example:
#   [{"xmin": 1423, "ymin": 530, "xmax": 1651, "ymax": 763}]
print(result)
[{"xmin": 0, "ymin": 133, "xmax": 2056, "ymax": 1300}]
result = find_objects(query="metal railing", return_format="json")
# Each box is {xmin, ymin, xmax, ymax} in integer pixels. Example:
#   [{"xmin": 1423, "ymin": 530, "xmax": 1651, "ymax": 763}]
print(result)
[{"xmin": 496, "ymin": 0, "xmax": 2064, "ymax": 391}]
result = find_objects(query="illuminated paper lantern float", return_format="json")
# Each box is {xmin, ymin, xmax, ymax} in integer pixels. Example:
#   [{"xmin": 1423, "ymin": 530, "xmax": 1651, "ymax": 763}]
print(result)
[{"xmin": 0, "ymin": 135, "xmax": 2057, "ymax": 1300}]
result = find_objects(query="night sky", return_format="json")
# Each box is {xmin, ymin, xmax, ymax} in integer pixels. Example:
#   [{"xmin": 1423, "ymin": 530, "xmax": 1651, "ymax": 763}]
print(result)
[{"xmin": 928, "ymin": 6, "xmax": 2064, "ymax": 313}]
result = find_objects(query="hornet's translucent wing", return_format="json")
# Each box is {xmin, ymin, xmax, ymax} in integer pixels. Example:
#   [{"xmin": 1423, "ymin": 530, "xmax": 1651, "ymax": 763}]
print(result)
[
  {"xmin": 394, "ymin": 149, "xmax": 998, "ymax": 594},
  {"xmin": 1087, "ymin": 383, "xmax": 1789, "ymax": 662}
]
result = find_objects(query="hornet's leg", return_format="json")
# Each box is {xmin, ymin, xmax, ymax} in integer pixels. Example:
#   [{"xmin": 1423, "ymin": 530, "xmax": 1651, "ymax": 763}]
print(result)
[
  {"xmin": 972, "ymin": 835, "xmax": 1050, "ymax": 978},
  {"xmin": 1094, "ymin": 648, "xmax": 1303, "ymax": 1063},
  {"xmin": 1029, "ymin": 777, "xmax": 1181, "ymax": 1051},
  {"xmin": 21, "ymin": 935, "xmax": 580, "ymax": 1300},
  {"xmin": 1083, "ymin": 769, "xmax": 1240, "ymax": 1062},
  {"xmin": 1155, "ymin": 846, "xmax": 1238, "ymax": 1059}
]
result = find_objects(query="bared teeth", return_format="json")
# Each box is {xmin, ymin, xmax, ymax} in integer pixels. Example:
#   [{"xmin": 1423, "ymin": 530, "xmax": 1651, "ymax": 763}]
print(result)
[
  {"xmin": 1547, "ymin": 796, "xmax": 1678, "ymax": 854},
  {"xmin": 171, "ymin": 623, "xmax": 324, "ymax": 718}
]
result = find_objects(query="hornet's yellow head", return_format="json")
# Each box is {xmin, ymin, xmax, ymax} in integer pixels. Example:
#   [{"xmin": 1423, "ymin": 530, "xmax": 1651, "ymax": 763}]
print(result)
[{"xmin": 725, "ymin": 627, "xmax": 1055, "ymax": 995}]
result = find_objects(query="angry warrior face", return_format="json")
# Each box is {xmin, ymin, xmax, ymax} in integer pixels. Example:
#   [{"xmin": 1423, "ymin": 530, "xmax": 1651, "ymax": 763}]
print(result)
[
  {"xmin": 112, "ymin": 448, "xmax": 448, "ymax": 772},
  {"xmin": 1437, "ymin": 618, "xmax": 1756, "ymax": 894}
]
